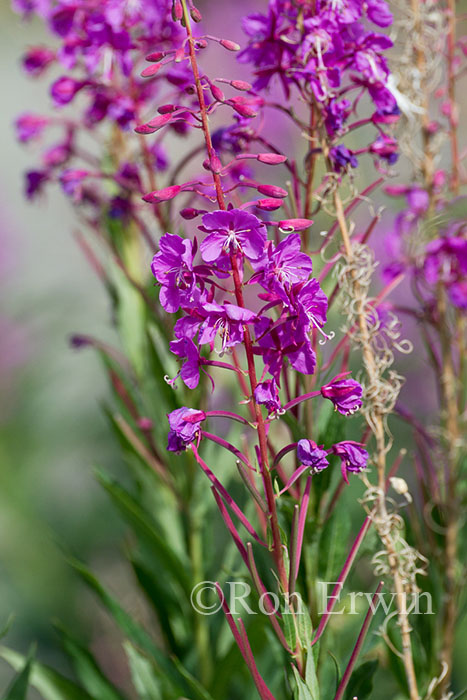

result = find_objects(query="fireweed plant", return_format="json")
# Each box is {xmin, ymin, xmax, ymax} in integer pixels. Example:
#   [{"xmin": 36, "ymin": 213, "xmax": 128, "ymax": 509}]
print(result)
[{"xmin": 8, "ymin": 0, "xmax": 465, "ymax": 699}]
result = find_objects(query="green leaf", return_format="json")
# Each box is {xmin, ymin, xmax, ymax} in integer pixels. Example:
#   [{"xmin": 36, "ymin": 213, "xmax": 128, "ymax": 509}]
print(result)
[
  {"xmin": 304, "ymin": 648, "xmax": 320, "ymax": 700},
  {"xmin": 96, "ymin": 470, "xmax": 192, "ymax": 595},
  {"xmin": 170, "ymin": 657, "xmax": 216, "ymax": 700},
  {"xmin": 0, "ymin": 646, "xmax": 93, "ymax": 700},
  {"xmin": 317, "ymin": 506, "xmax": 349, "ymax": 582},
  {"xmin": 54, "ymin": 623, "xmax": 125, "ymax": 700},
  {"xmin": 292, "ymin": 666, "xmax": 314, "ymax": 700},
  {"xmin": 283, "ymin": 606, "xmax": 297, "ymax": 651},
  {"xmin": 68, "ymin": 559, "xmax": 204, "ymax": 699},
  {"xmin": 130, "ymin": 557, "xmax": 183, "ymax": 657},
  {"xmin": 2, "ymin": 650, "xmax": 33, "ymax": 700},
  {"xmin": 123, "ymin": 643, "xmax": 162, "ymax": 700},
  {"xmin": 344, "ymin": 659, "xmax": 378, "ymax": 700}
]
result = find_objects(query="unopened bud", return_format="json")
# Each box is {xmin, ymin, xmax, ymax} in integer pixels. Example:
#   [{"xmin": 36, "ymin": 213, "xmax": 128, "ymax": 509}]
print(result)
[
  {"xmin": 257, "ymin": 184, "xmax": 288, "ymax": 198},
  {"xmin": 231, "ymin": 80, "xmax": 252, "ymax": 91},
  {"xmin": 135, "ymin": 113, "xmax": 173, "ymax": 134},
  {"xmin": 210, "ymin": 83, "xmax": 225, "ymax": 102},
  {"xmin": 145, "ymin": 51, "xmax": 165, "ymax": 62},
  {"xmin": 141, "ymin": 62, "xmax": 163, "ymax": 78},
  {"xmin": 220, "ymin": 39, "xmax": 241, "ymax": 51},
  {"xmin": 257, "ymin": 153, "xmax": 287, "ymax": 165},
  {"xmin": 172, "ymin": 0, "xmax": 183, "ymax": 21},
  {"xmin": 180, "ymin": 208, "xmax": 202, "ymax": 220},
  {"xmin": 190, "ymin": 6, "xmax": 202, "ymax": 22},
  {"xmin": 256, "ymin": 198, "xmax": 284, "ymax": 211},
  {"xmin": 278, "ymin": 218, "xmax": 314, "ymax": 232},
  {"xmin": 142, "ymin": 185, "xmax": 182, "ymax": 203}
]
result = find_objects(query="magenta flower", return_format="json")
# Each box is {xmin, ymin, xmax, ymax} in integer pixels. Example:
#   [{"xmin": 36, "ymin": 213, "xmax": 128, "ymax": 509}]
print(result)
[
  {"xmin": 167, "ymin": 407, "xmax": 206, "ymax": 452},
  {"xmin": 151, "ymin": 233, "xmax": 201, "ymax": 313},
  {"xmin": 50, "ymin": 76, "xmax": 86, "ymax": 106},
  {"xmin": 15, "ymin": 113, "xmax": 49, "ymax": 143},
  {"xmin": 169, "ymin": 338, "xmax": 202, "ymax": 389},
  {"xmin": 332, "ymin": 441, "xmax": 369, "ymax": 483},
  {"xmin": 254, "ymin": 378, "xmax": 281, "ymax": 414},
  {"xmin": 198, "ymin": 302, "xmax": 257, "ymax": 352},
  {"xmin": 295, "ymin": 279, "xmax": 329, "ymax": 335},
  {"xmin": 297, "ymin": 440, "xmax": 329, "ymax": 474},
  {"xmin": 199, "ymin": 209, "xmax": 267, "ymax": 263},
  {"xmin": 321, "ymin": 376, "xmax": 363, "ymax": 416},
  {"xmin": 250, "ymin": 234, "xmax": 313, "ymax": 300}
]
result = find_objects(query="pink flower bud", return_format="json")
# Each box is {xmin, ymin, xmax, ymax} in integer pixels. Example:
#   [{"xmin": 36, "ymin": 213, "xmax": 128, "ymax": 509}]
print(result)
[
  {"xmin": 230, "ymin": 80, "xmax": 252, "ymax": 91},
  {"xmin": 180, "ymin": 208, "xmax": 202, "ymax": 220},
  {"xmin": 433, "ymin": 169, "xmax": 446, "ymax": 189},
  {"xmin": 256, "ymin": 198, "xmax": 284, "ymax": 211},
  {"xmin": 220, "ymin": 39, "xmax": 241, "ymax": 51},
  {"xmin": 138, "ymin": 417, "xmax": 153, "ymax": 431},
  {"xmin": 145, "ymin": 51, "xmax": 165, "ymax": 62},
  {"xmin": 141, "ymin": 62, "xmax": 163, "ymax": 78},
  {"xmin": 279, "ymin": 218, "xmax": 314, "ymax": 232},
  {"xmin": 210, "ymin": 83, "xmax": 225, "ymax": 102},
  {"xmin": 158, "ymin": 104, "xmax": 177, "ymax": 114},
  {"xmin": 142, "ymin": 185, "xmax": 182, "ymax": 203},
  {"xmin": 174, "ymin": 47, "xmax": 185, "ymax": 63},
  {"xmin": 191, "ymin": 6, "xmax": 202, "ymax": 22},
  {"xmin": 257, "ymin": 184, "xmax": 288, "ymax": 198},
  {"xmin": 229, "ymin": 99, "xmax": 257, "ymax": 118},
  {"xmin": 135, "ymin": 113, "xmax": 173, "ymax": 134},
  {"xmin": 210, "ymin": 153, "xmax": 223, "ymax": 174},
  {"xmin": 172, "ymin": 0, "xmax": 183, "ymax": 21},
  {"xmin": 257, "ymin": 153, "xmax": 287, "ymax": 165}
]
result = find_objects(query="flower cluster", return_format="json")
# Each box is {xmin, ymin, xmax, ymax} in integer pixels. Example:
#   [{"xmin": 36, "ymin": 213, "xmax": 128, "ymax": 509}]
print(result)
[
  {"xmin": 13, "ymin": 0, "xmax": 187, "ymax": 205},
  {"xmin": 239, "ymin": 0, "xmax": 400, "ymax": 173}
]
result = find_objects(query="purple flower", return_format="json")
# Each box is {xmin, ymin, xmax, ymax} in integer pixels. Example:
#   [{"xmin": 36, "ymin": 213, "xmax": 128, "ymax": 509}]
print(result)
[
  {"xmin": 198, "ymin": 302, "xmax": 257, "ymax": 352},
  {"xmin": 151, "ymin": 233, "xmax": 200, "ymax": 313},
  {"xmin": 254, "ymin": 379, "xmax": 281, "ymax": 414},
  {"xmin": 366, "ymin": 0, "xmax": 393, "ymax": 27},
  {"xmin": 50, "ymin": 76, "xmax": 86, "ymax": 106},
  {"xmin": 321, "ymin": 376, "xmax": 363, "ymax": 416},
  {"xmin": 423, "ymin": 234, "xmax": 467, "ymax": 309},
  {"xmin": 199, "ymin": 209, "xmax": 267, "ymax": 264},
  {"xmin": 294, "ymin": 279, "xmax": 328, "ymax": 335},
  {"xmin": 332, "ymin": 441, "xmax": 369, "ymax": 483},
  {"xmin": 250, "ymin": 234, "xmax": 313, "ymax": 299},
  {"xmin": 25, "ymin": 170, "xmax": 48, "ymax": 200},
  {"xmin": 167, "ymin": 407, "xmax": 206, "ymax": 452},
  {"xmin": 22, "ymin": 46, "xmax": 55, "ymax": 76},
  {"xmin": 297, "ymin": 440, "xmax": 329, "ymax": 474},
  {"xmin": 15, "ymin": 113, "xmax": 49, "ymax": 143},
  {"xmin": 257, "ymin": 318, "xmax": 317, "ymax": 380},
  {"xmin": 59, "ymin": 169, "xmax": 88, "ymax": 201},
  {"xmin": 169, "ymin": 337, "xmax": 202, "ymax": 389},
  {"xmin": 330, "ymin": 145, "xmax": 358, "ymax": 172}
]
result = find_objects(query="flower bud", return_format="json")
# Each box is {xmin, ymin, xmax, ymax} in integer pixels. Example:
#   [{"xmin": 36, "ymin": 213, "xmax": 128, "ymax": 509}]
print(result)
[
  {"xmin": 135, "ymin": 113, "xmax": 173, "ymax": 134},
  {"xmin": 257, "ymin": 184, "xmax": 288, "ymax": 198},
  {"xmin": 210, "ymin": 83, "xmax": 225, "ymax": 102},
  {"xmin": 256, "ymin": 198, "xmax": 284, "ymax": 211},
  {"xmin": 190, "ymin": 6, "xmax": 202, "ymax": 22},
  {"xmin": 142, "ymin": 185, "xmax": 182, "ymax": 203},
  {"xmin": 172, "ymin": 0, "xmax": 183, "ymax": 21},
  {"xmin": 220, "ymin": 39, "xmax": 241, "ymax": 51},
  {"xmin": 180, "ymin": 208, "xmax": 203, "ymax": 220},
  {"xmin": 278, "ymin": 218, "xmax": 313, "ymax": 232},
  {"xmin": 230, "ymin": 80, "xmax": 252, "ymax": 91},
  {"xmin": 257, "ymin": 153, "xmax": 287, "ymax": 165},
  {"xmin": 141, "ymin": 62, "xmax": 163, "ymax": 78},
  {"xmin": 145, "ymin": 51, "xmax": 165, "ymax": 62}
]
